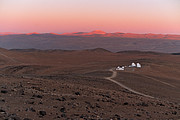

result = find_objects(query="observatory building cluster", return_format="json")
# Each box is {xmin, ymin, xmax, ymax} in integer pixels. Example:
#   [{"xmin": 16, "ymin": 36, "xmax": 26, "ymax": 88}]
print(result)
[{"xmin": 116, "ymin": 63, "xmax": 141, "ymax": 71}]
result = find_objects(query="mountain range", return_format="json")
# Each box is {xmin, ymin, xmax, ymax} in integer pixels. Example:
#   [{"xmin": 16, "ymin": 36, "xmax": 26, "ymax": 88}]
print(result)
[{"xmin": 0, "ymin": 30, "xmax": 180, "ymax": 53}]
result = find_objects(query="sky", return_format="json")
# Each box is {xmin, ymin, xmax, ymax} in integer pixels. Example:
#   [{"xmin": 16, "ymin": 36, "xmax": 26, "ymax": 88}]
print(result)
[{"xmin": 0, "ymin": 0, "xmax": 180, "ymax": 34}]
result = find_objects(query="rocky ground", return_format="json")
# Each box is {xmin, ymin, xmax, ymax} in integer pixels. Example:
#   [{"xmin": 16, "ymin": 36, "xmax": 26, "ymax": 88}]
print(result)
[{"xmin": 0, "ymin": 72, "xmax": 179, "ymax": 120}]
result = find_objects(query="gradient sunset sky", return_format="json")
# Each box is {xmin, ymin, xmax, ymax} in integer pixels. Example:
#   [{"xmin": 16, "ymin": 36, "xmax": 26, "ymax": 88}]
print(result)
[{"xmin": 0, "ymin": 0, "xmax": 180, "ymax": 34}]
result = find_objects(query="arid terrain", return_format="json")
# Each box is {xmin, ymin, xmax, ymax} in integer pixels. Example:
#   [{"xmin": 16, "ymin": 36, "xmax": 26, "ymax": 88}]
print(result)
[{"xmin": 0, "ymin": 48, "xmax": 180, "ymax": 120}]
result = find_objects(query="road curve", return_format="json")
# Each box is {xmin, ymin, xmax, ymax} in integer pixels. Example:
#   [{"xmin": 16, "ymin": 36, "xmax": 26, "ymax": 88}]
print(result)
[{"xmin": 105, "ymin": 68, "xmax": 154, "ymax": 99}]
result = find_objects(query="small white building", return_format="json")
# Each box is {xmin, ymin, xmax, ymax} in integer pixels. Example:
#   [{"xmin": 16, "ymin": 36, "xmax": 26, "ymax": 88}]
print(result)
[
  {"xmin": 130, "ymin": 62, "xmax": 136, "ymax": 67},
  {"xmin": 137, "ymin": 63, "xmax": 142, "ymax": 68},
  {"xmin": 116, "ymin": 66, "xmax": 124, "ymax": 71}
]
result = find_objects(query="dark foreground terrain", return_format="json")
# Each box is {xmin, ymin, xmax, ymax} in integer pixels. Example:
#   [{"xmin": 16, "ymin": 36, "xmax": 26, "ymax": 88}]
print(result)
[{"xmin": 0, "ymin": 48, "xmax": 179, "ymax": 120}]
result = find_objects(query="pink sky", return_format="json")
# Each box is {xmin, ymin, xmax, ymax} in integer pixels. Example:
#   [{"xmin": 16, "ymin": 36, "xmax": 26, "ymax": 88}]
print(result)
[{"xmin": 0, "ymin": 0, "xmax": 180, "ymax": 34}]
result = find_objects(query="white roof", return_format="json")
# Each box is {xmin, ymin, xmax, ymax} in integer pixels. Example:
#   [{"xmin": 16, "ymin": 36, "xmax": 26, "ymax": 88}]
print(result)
[
  {"xmin": 137, "ymin": 63, "xmax": 141, "ymax": 68},
  {"xmin": 116, "ymin": 66, "xmax": 125, "ymax": 70},
  {"xmin": 131, "ymin": 63, "xmax": 136, "ymax": 67}
]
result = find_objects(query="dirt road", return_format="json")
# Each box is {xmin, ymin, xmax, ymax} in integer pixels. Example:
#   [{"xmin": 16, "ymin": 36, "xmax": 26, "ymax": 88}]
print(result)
[
  {"xmin": 105, "ymin": 68, "xmax": 154, "ymax": 99},
  {"xmin": 0, "ymin": 52, "xmax": 17, "ymax": 62}
]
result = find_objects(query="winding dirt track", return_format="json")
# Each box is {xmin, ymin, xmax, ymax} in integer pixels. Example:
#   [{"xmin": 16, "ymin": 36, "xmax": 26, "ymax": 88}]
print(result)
[
  {"xmin": 143, "ymin": 75, "xmax": 176, "ymax": 88},
  {"xmin": 105, "ymin": 68, "xmax": 154, "ymax": 99},
  {"xmin": 0, "ymin": 52, "xmax": 17, "ymax": 62}
]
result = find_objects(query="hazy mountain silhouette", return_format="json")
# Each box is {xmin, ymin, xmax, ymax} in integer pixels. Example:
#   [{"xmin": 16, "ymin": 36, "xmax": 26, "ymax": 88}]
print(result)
[{"xmin": 0, "ymin": 31, "xmax": 180, "ymax": 53}]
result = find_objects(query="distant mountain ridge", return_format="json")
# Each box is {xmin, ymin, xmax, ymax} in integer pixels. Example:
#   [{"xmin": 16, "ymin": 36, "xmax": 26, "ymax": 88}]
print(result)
[
  {"xmin": 1, "ymin": 30, "xmax": 180, "ymax": 40},
  {"xmin": 0, "ymin": 30, "xmax": 180, "ymax": 53}
]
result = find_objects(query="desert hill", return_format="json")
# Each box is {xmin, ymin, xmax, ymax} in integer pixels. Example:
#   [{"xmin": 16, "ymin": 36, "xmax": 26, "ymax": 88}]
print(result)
[{"xmin": 0, "ymin": 48, "xmax": 179, "ymax": 119}]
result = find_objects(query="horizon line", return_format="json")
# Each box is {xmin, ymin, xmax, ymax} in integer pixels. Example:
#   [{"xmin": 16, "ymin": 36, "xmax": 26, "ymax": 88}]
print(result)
[{"xmin": 0, "ymin": 30, "xmax": 180, "ymax": 35}]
